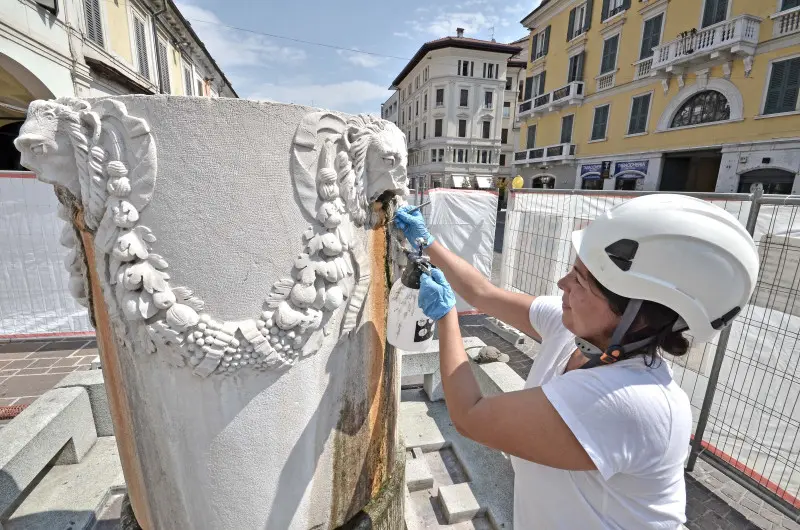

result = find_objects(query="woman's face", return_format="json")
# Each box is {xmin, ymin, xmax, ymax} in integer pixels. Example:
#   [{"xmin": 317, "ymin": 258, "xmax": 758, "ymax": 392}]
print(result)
[{"xmin": 557, "ymin": 259, "xmax": 621, "ymax": 345}]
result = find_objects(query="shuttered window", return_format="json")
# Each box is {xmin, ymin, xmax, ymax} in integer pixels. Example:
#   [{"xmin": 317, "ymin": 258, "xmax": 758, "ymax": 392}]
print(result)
[
  {"xmin": 602, "ymin": 0, "xmax": 630, "ymax": 21},
  {"xmin": 133, "ymin": 15, "xmax": 150, "ymax": 79},
  {"xmin": 702, "ymin": 0, "xmax": 728, "ymax": 28},
  {"xmin": 600, "ymin": 35, "xmax": 619, "ymax": 74},
  {"xmin": 561, "ymin": 115, "xmax": 574, "ymax": 144},
  {"xmin": 458, "ymin": 120, "xmax": 467, "ymax": 138},
  {"xmin": 567, "ymin": 4, "xmax": 587, "ymax": 41},
  {"xmin": 434, "ymin": 119, "xmax": 443, "ymax": 137},
  {"xmin": 482, "ymin": 121, "xmax": 491, "ymax": 139},
  {"xmin": 640, "ymin": 14, "xmax": 663, "ymax": 60},
  {"xmin": 84, "ymin": 0, "xmax": 104, "ymax": 47},
  {"xmin": 157, "ymin": 40, "xmax": 170, "ymax": 94},
  {"xmin": 783, "ymin": 0, "xmax": 800, "ymax": 10},
  {"xmin": 764, "ymin": 57, "xmax": 800, "ymax": 115},
  {"xmin": 184, "ymin": 65, "xmax": 193, "ymax": 95},
  {"xmin": 524, "ymin": 76, "xmax": 534, "ymax": 100},
  {"xmin": 568, "ymin": 52, "xmax": 585, "ymax": 83},
  {"xmin": 526, "ymin": 125, "xmax": 537, "ymax": 149},
  {"xmin": 627, "ymin": 93, "xmax": 651, "ymax": 134},
  {"xmin": 591, "ymin": 105, "xmax": 610, "ymax": 140},
  {"xmin": 531, "ymin": 26, "xmax": 551, "ymax": 61},
  {"xmin": 460, "ymin": 89, "xmax": 469, "ymax": 107}
]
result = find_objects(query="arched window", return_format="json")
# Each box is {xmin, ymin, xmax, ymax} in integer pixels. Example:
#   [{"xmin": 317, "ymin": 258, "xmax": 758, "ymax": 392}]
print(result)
[{"xmin": 670, "ymin": 90, "xmax": 730, "ymax": 128}]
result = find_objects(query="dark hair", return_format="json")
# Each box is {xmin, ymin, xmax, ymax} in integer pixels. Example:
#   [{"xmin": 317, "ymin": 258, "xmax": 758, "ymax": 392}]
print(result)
[{"xmin": 592, "ymin": 276, "xmax": 690, "ymax": 366}]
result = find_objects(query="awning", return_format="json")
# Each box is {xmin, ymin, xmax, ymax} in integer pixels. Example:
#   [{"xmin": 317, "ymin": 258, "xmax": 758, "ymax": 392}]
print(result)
[
  {"xmin": 476, "ymin": 176, "xmax": 493, "ymax": 189},
  {"xmin": 451, "ymin": 175, "xmax": 467, "ymax": 187}
]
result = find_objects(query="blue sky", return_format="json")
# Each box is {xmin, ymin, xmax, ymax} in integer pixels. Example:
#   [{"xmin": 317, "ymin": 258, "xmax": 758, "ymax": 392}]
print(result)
[{"xmin": 176, "ymin": 0, "xmax": 539, "ymax": 114}]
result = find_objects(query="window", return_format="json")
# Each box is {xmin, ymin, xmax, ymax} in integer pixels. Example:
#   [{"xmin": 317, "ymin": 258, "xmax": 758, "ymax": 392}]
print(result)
[
  {"xmin": 764, "ymin": 57, "xmax": 800, "ymax": 115},
  {"xmin": 600, "ymin": 35, "xmax": 619, "ymax": 74},
  {"xmin": 567, "ymin": 3, "xmax": 587, "ymax": 41},
  {"xmin": 183, "ymin": 64, "xmax": 193, "ymax": 95},
  {"xmin": 424, "ymin": 93, "xmax": 428, "ymax": 111},
  {"xmin": 488, "ymin": 63, "xmax": 495, "ymax": 79},
  {"xmin": 423, "ymin": 122, "xmax": 427, "ymax": 139},
  {"xmin": 640, "ymin": 14, "xmax": 663, "ymax": 60},
  {"xmin": 456, "ymin": 149, "xmax": 465, "ymax": 163},
  {"xmin": 435, "ymin": 119, "xmax": 443, "ymax": 137},
  {"xmin": 500, "ymin": 153, "xmax": 506, "ymax": 166},
  {"xmin": 157, "ymin": 40, "xmax": 170, "ymax": 93},
  {"xmin": 671, "ymin": 91, "xmax": 730, "ymax": 127},
  {"xmin": 567, "ymin": 53, "xmax": 585, "ymax": 83},
  {"xmin": 503, "ymin": 101, "xmax": 511, "ymax": 118},
  {"xmin": 560, "ymin": 115, "xmax": 574, "ymax": 144},
  {"xmin": 702, "ymin": 0, "xmax": 728, "ymax": 28},
  {"xmin": 783, "ymin": 0, "xmax": 800, "ymax": 10},
  {"xmin": 415, "ymin": 127, "xmax": 418, "ymax": 141},
  {"xmin": 518, "ymin": 80, "xmax": 524, "ymax": 100},
  {"xmin": 628, "ymin": 93, "xmax": 652, "ymax": 134},
  {"xmin": 133, "ymin": 15, "xmax": 150, "ymax": 79},
  {"xmin": 460, "ymin": 89, "xmax": 469, "ymax": 107},
  {"xmin": 197, "ymin": 79, "xmax": 203, "ymax": 96},
  {"xmin": 501, "ymin": 128, "xmax": 509, "ymax": 144},
  {"xmin": 436, "ymin": 88, "xmax": 445, "ymax": 107},
  {"xmin": 531, "ymin": 26, "xmax": 551, "ymax": 61},
  {"xmin": 416, "ymin": 100, "xmax": 419, "ymax": 116},
  {"xmin": 482, "ymin": 121, "xmax": 491, "ymax": 139},
  {"xmin": 458, "ymin": 119, "xmax": 467, "ymax": 137},
  {"xmin": 591, "ymin": 105, "xmax": 610, "ymax": 140},
  {"xmin": 431, "ymin": 149, "xmax": 437, "ymax": 162},
  {"xmin": 415, "ymin": 76, "xmax": 420, "ymax": 89},
  {"xmin": 603, "ymin": 0, "xmax": 629, "ymax": 21},
  {"xmin": 85, "ymin": 0, "xmax": 104, "ymax": 46},
  {"xmin": 484, "ymin": 91, "xmax": 493, "ymax": 108},
  {"xmin": 506, "ymin": 76, "xmax": 513, "ymax": 90},
  {"xmin": 458, "ymin": 60, "xmax": 474, "ymax": 76},
  {"xmin": 401, "ymin": 109, "xmax": 405, "ymax": 124},
  {"xmin": 533, "ymin": 72, "xmax": 546, "ymax": 97},
  {"xmin": 481, "ymin": 150, "xmax": 489, "ymax": 164},
  {"xmin": 526, "ymin": 125, "xmax": 537, "ymax": 148}
]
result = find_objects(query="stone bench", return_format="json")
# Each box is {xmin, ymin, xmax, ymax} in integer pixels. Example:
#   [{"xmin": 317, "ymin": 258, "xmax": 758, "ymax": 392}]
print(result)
[{"xmin": 400, "ymin": 337, "xmax": 486, "ymax": 401}]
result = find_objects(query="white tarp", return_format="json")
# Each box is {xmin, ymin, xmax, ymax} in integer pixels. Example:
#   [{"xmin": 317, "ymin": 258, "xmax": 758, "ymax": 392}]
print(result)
[
  {"xmin": 427, "ymin": 189, "xmax": 498, "ymax": 313},
  {"xmin": 501, "ymin": 190, "xmax": 800, "ymax": 501},
  {"xmin": 0, "ymin": 174, "xmax": 92, "ymax": 337}
]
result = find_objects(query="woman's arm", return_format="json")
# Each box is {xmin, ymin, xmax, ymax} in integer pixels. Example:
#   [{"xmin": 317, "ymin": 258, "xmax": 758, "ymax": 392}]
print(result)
[
  {"xmin": 437, "ymin": 309, "xmax": 594, "ymax": 471},
  {"xmin": 426, "ymin": 241, "xmax": 540, "ymax": 342}
]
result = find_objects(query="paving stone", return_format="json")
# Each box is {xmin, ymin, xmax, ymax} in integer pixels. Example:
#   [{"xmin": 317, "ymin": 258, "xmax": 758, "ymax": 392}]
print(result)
[
  {"xmin": 781, "ymin": 517, "xmax": 800, "ymax": 530},
  {"xmin": 762, "ymin": 508, "xmax": 786, "ymax": 525},
  {"xmin": 52, "ymin": 357, "xmax": 80, "ymax": 368},
  {"xmin": 0, "ymin": 369, "xmax": 19, "ymax": 377},
  {"xmin": 17, "ymin": 368, "xmax": 50, "ymax": 376},
  {"xmin": 406, "ymin": 456, "xmax": 434, "ymax": 492},
  {"xmin": 740, "ymin": 494, "xmax": 764, "ymax": 514},
  {"xmin": 438, "ymin": 483, "xmax": 482, "ymax": 524},
  {"xmin": 720, "ymin": 484, "xmax": 747, "ymax": 504},
  {"xmin": 4, "ymin": 360, "xmax": 34, "ymax": 370},
  {"xmin": 0, "ymin": 373, "xmax": 69, "ymax": 400},
  {"xmin": 0, "ymin": 342, "xmax": 47, "ymax": 355}
]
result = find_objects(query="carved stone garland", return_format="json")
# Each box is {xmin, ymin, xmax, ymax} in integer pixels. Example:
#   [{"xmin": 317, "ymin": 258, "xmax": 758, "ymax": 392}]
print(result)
[{"xmin": 22, "ymin": 99, "xmax": 403, "ymax": 378}]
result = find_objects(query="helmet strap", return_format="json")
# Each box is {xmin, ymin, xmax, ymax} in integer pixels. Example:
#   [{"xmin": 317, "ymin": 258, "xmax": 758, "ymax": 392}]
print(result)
[{"xmin": 576, "ymin": 299, "xmax": 658, "ymax": 370}]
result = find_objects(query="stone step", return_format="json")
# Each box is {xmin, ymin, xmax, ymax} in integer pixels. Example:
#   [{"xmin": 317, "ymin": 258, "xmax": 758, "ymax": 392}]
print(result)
[
  {"xmin": 438, "ymin": 483, "xmax": 484, "ymax": 524},
  {"xmin": 406, "ymin": 447, "xmax": 434, "ymax": 492},
  {"xmin": 400, "ymin": 389, "xmax": 447, "ymax": 452},
  {"xmin": 6, "ymin": 437, "xmax": 125, "ymax": 530}
]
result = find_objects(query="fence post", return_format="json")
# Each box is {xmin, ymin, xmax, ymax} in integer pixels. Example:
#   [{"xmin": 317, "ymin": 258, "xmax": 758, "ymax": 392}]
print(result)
[{"xmin": 686, "ymin": 185, "xmax": 763, "ymax": 472}]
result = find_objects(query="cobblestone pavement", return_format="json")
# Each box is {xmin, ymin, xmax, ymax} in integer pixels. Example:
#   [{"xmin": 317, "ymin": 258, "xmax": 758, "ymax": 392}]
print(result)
[{"xmin": 0, "ymin": 337, "xmax": 97, "ymax": 409}]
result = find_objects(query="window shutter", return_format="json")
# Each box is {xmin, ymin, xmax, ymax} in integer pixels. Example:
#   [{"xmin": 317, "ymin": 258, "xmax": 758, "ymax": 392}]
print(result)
[
  {"xmin": 543, "ymin": 26, "xmax": 551, "ymax": 56},
  {"xmin": 784, "ymin": 0, "xmax": 800, "ymax": 10},
  {"xmin": 184, "ymin": 66, "xmax": 193, "ymax": 95},
  {"xmin": 157, "ymin": 41, "xmax": 170, "ymax": 93},
  {"xmin": 767, "ymin": 58, "xmax": 800, "ymax": 114},
  {"xmin": 538, "ymin": 71, "xmax": 547, "ymax": 95},
  {"xmin": 576, "ymin": 52, "xmax": 585, "ymax": 81},
  {"xmin": 640, "ymin": 17, "xmax": 656, "ymax": 59},
  {"xmin": 483, "ymin": 63, "xmax": 487, "ymax": 78},
  {"xmin": 567, "ymin": 8, "xmax": 576, "ymax": 41},
  {"xmin": 786, "ymin": 58, "xmax": 800, "ymax": 112},
  {"xmin": 628, "ymin": 97, "xmax": 642, "ymax": 134},
  {"xmin": 524, "ymin": 76, "xmax": 534, "ymax": 100},
  {"xmin": 526, "ymin": 125, "xmax": 537, "ymax": 149},
  {"xmin": 470, "ymin": 61, "xmax": 474, "ymax": 76},
  {"xmin": 584, "ymin": 0, "xmax": 594, "ymax": 31},
  {"xmin": 84, "ymin": 0, "xmax": 104, "ymax": 46},
  {"xmin": 601, "ymin": 36, "xmax": 618, "ymax": 73},
  {"xmin": 703, "ymin": 0, "xmax": 727, "ymax": 27},
  {"xmin": 134, "ymin": 17, "xmax": 150, "ymax": 79},
  {"xmin": 531, "ymin": 34, "xmax": 539, "ymax": 61},
  {"xmin": 714, "ymin": 0, "xmax": 728, "ymax": 25},
  {"xmin": 561, "ymin": 115, "xmax": 574, "ymax": 144},
  {"xmin": 601, "ymin": 0, "xmax": 611, "ymax": 20},
  {"xmin": 622, "ymin": 0, "xmax": 631, "ymax": 10},
  {"xmin": 592, "ymin": 106, "xmax": 608, "ymax": 140}
]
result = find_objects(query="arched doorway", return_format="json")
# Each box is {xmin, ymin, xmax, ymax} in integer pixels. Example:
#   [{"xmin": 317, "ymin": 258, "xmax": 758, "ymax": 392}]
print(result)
[
  {"xmin": 531, "ymin": 174, "xmax": 555, "ymax": 189},
  {"xmin": 0, "ymin": 53, "xmax": 55, "ymax": 170},
  {"xmin": 738, "ymin": 169, "xmax": 796, "ymax": 195}
]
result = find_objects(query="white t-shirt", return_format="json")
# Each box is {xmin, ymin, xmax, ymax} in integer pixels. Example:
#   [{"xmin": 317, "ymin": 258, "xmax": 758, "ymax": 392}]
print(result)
[{"xmin": 512, "ymin": 296, "xmax": 692, "ymax": 530}]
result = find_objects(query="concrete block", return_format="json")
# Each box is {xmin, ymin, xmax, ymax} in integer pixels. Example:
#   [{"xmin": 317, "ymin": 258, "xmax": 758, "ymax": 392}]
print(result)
[
  {"xmin": 90, "ymin": 356, "xmax": 102, "ymax": 370},
  {"xmin": 0, "ymin": 387, "xmax": 97, "ymax": 518},
  {"xmin": 5, "ymin": 437, "xmax": 125, "ymax": 530},
  {"xmin": 55, "ymin": 370, "xmax": 113, "ymax": 437},
  {"xmin": 400, "ymin": 390, "xmax": 447, "ymax": 452},
  {"xmin": 438, "ymin": 483, "xmax": 482, "ymax": 524},
  {"xmin": 405, "ymin": 456, "xmax": 434, "ymax": 492},
  {"xmin": 402, "ymin": 337, "xmax": 486, "ymax": 402},
  {"xmin": 471, "ymin": 359, "xmax": 525, "ymax": 398}
]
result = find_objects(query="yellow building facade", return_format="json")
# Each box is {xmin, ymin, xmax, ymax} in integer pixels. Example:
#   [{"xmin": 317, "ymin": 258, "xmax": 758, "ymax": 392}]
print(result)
[{"xmin": 515, "ymin": 0, "xmax": 800, "ymax": 193}]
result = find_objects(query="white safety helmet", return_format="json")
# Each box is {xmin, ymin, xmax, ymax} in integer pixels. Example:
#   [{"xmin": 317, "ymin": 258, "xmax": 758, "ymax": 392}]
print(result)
[{"xmin": 573, "ymin": 194, "xmax": 759, "ymax": 344}]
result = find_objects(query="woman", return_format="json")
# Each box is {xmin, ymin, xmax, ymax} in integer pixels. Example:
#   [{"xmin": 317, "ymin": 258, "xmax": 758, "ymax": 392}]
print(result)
[{"xmin": 394, "ymin": 194, "xmax": 759, "ymax": 529}]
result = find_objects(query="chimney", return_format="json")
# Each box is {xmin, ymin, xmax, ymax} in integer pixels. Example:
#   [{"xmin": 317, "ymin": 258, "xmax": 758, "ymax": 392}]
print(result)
[{"xmin": 456, "ymin": 27, "xmax": 464, "ymax": 38}]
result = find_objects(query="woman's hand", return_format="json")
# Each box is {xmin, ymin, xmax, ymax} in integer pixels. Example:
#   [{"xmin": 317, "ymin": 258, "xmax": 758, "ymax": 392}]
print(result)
[
  {"xmin": 394, "ymin": 206, "xmax": 434, "ymax": 249},
  {"xmin": 419, "ymin": 268, "xmax": 456, "ymax": 321}
]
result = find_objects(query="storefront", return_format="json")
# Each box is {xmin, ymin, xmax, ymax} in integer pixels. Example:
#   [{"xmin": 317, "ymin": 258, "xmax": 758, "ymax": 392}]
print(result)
[
  {"xmin": 613, "ymin": 160, "xmax": 648, "ymax": 191},
  {"xmin": 579, "ymin": 163, "xmax": 604, "ymax": 190}
]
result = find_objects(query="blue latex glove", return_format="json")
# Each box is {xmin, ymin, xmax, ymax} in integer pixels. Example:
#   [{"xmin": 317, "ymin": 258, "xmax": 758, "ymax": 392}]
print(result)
[
  {"xmin": 419, "ymin": 268, "xmax": 456, "ymax": 321},
  {"xmin": 394, "ymin": 206, "xmax": 434, "ymax": 249}
]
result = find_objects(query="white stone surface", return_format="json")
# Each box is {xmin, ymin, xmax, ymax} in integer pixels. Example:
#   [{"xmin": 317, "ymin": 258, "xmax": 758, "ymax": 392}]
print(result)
[
  {"xmin": 0, "ymin": 387, "xmax": 97, "ymax": 518},
  {"xmin": 405, "ymin": 455, "xmax": 434, "ymax": 492},
  {"xmin": 16, "ymin": 96, "xmax": 408, "ymax": 529},
  {"xmin": 471, "ymin": 359, "xmax": 525, "ymax": 398},
  {"xmin": 5, "ymin": 437, "xmax": 124, "ymax": 530},
  {"xmin": 55, "ymin": 370, "xmax": 113, "ymax": 437},
  {"xmin": 400, "ymin": 395, "xmax": 448, "ymax": 452},
  {"xmin": 438, "ymin": 483, "xmax": 482, "ymax": 524},
  {"xmin": 401, "ymin": 337, "xmax": 485, "ymax": 402}
]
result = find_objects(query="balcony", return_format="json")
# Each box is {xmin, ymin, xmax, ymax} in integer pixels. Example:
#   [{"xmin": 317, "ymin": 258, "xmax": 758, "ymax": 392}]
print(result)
[
  {"xmin": 512, "ymin": 143, "xmax": 576, "ymax": 165},
  {"xmin": 771, "ymin": 6, "xmax": 800, "ymax": 38},
  {"xmin": 634, "ymin": 57, "xmax": 653, "ymax": 80},
  {"xmin": 651, "ymin": 15, "xmax": 761, "ymax": 74},
  {"xmin": 517, "ymin": 82, "xmax": 585, "ymax": 118},
  {"xmin": 596, "ymin": 71, "xmax": 616, "ymax": 92}
]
